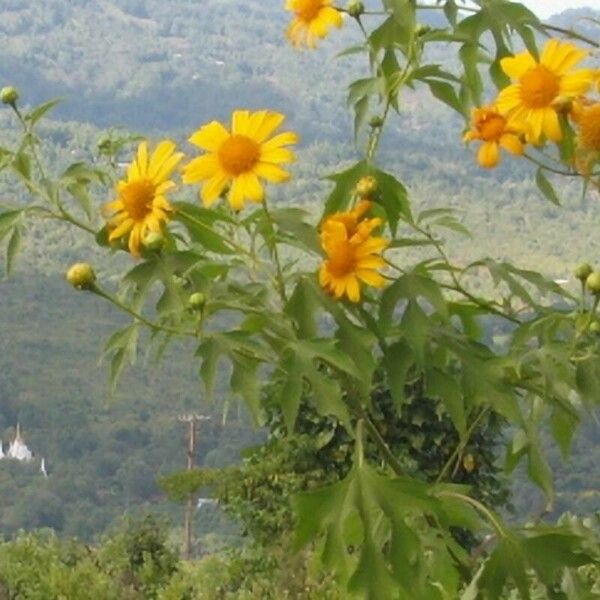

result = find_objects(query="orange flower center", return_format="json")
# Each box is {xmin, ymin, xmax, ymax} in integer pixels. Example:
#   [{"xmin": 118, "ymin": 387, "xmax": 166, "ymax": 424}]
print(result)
[
  {"xmin": 218, "ymin": 134, "xmax": 260, "ymax": 176},
  {"xmin": 578, "ymin": 103, "xmax": 600, "ymax": 151},
  {"xmin": 477, "ymin": 113, "xmax": 507, "ymax": 141},
  {"xmin": 326, "ymin": 243, "xmax": 356, "ymax": 277},
  {"xmin": 295, "ymin": 0, "xmax": 323, "ymax": 22},
  {"xmin": 520, "ymin": 66, "xmax": 559, "ymax": 109},
  {"xmin": 121, "ymin": 178, "xmax": 156, "ymax": 221}
]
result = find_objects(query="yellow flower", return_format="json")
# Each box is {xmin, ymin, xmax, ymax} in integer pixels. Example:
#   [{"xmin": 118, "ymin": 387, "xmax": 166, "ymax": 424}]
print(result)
[
  {"xmin": 103, "ymin": 140, "xmax": 183, "ymax": 257},
  {"xmin": 572, "ymin": 100, "xmax": 600, "ymax": 152},
  {"xmin": 496, "ymin": 39, "xmax": 595, "ymax": 144},
  {"xmin": 463, "ymin": 105, "xmax": 526, "ymax": 168},
  {"xmin": 285, "ymin": 0, "xmax": 343, "ymax": 49},
  {"xmin": 319, "ymin": 201, "xmax": 388, "ymax": 302},
  {"xmin": 183, "ymin": 110, "xmax": 298, "ymax": 211}
]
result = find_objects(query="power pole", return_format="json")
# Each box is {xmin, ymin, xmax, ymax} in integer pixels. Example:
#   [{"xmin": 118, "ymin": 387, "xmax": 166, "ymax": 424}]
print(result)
[{"xmin": 177, "ymin": 413, "xmax": 211, "ymax": 560}]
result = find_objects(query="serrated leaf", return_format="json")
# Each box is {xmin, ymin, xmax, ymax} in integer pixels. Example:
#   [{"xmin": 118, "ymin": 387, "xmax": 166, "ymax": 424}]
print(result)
[{"xmin": 380, "ymin": 272, "xmax": 448, "ymax": 330}]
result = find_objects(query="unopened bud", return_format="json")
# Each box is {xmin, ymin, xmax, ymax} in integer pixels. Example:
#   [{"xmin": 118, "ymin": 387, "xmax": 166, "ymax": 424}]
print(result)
[
  {"xmin": 66, "ymin": 263, "xmax": 96, "ymax": 290},
  {"xmin": 369, "ymin": 116, "xmax": 384, "ymax": 129},
  {"xmin": 590, "ymin": 321, "xmax": 600, "ymax": 334},
  {"xmin": 188, "ymin": 292, "xmax": 206, "ymax": 310},
  {"xmin": 586, "ymin": 271, "xmax": 600, "ymax": 295},
  {"xmin": 415, "ymin": 23, "xmax": 432, "ymax": 36},
  {"xmin": 355, "ymin": 176, "xmax": 378, "ymax": 200},
  {"xmin": 0, "ymin": 86, "xmax": 19, "ymax": 106},
  {"xmin": 142, "ymin": 231, "xmax": 165, "ymax": 251},
  {"xmin": 462, "ymin": 453, "xmax": 475, "ymax": 473},
  {"xmin": 346, "ymin": 0, "xmax": 364, "ymax": 17},
  {"xmin": 575, "ymin": 263, "xmax": 593, "ymax": 282}
]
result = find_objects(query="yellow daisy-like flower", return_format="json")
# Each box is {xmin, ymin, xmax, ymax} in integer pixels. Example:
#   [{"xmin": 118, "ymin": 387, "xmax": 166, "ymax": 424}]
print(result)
[
  {"xmin": 572, "ymin": 100, "xmax": 600, "ymax": 152},
  {"xmin": 496, "ymin": 39, "xmax": 595, "ymax": 144},
  {"xmin": 103, "ymin": 140, "xmax": 183, "ymax": 257},
  {"xmin": 183, "ymin": 110, "xmax": 298, "ymax": 211},
  {"xmin": 319, "ymin": 201, "xmax": 388, "ymax": 303},
  {"xmin": 464, "ymin": 105, "xmax": 526, "ymax": 168},
  {"xmin": 285, "ymin": 0, "xmax": 343, "ymax": 49}
]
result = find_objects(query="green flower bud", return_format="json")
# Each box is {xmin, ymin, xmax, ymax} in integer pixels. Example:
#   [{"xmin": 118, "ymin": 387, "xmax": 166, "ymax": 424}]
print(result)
[
  {"xmin": 66, "ymin": 263, "xmax": 96, "ymax": 290},
  {"xmin": 462, "ymin": 453, "xmax": 476, "ymax": 473},
  {"xmin": 369, "ymin": 116, "xmax": 384, "ymax": 129},
  {"xmin": 355, "ymin": 176, "xmax": 378, "ymax": 200},
  {"xmin": 415, "ymin": 23, "xmax": 432, "ymax": 36},
  {"xmin": 575, "ymin": 263, "xmax": 593, "ymax": 282},
  {"xmin": 188, "ymin": 292, "xmax": 206, "ymax": 310},
  {"xmin": 0, "ymin": 86, "xmax": 19, "ymax": 106},
  {"xmin": 590, "ymin": 321, "xmax": 600, "ymax": 334},
  {"xmin": 586, "ymin": 271, "xmax": 600, "ymax": 295},
  {"xmin": 346, "ymin": 0, "xmax": 364, "ymax": 18},
  {"xmin": 142, "ymin": 231, "xmax": 165, "ymax": 251}
]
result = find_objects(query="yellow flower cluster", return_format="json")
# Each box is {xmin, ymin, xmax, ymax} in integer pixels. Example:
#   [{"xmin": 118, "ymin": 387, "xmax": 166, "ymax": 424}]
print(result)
[
  {"xmin": 103, "ymin": 110, "xmax": 298, "ymax": 256},
  {"xmin": 465, "ymin": 39, "xmax": 598, "ymax": 169},
  {"xmin": 319, "ymin": 201, "xmax": 388, "ymax": 302}
]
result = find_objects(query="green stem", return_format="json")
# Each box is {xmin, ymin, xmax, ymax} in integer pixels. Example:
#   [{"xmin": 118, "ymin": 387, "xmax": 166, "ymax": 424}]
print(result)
[
  {"xmin": 92, "ymin": 286, "xmax": 197, "ymax": 338},
  {"xmin": 435, "ymin": 407, "xmax": 490, "ymax": 483},
  {"xmin": 358, "ymin": 406, "xmax": 405, "ymax": 476},
  {"xmin": 262, "ymin": 197, "xmax": 288, "ymax": 304},
  {"xmin": 436, "ymin": 490, "xmax": 506, "ymax": 538}
]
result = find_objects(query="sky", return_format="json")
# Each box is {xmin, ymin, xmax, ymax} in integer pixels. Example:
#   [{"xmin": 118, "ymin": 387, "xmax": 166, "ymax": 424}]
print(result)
[{"xmin": 517, "ymin": 0, "xmax": 595, "ymax": 18}]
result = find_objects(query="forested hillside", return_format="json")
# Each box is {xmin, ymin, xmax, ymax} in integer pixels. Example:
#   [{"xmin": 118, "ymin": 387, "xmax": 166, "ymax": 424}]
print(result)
[{"xmin": 0, "ymin": 0, "xmax": 598, "ymax": 544}]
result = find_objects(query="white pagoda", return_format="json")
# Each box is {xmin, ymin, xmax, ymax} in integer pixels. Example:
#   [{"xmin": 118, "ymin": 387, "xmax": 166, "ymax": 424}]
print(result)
[{"xmin": 6, "ymin": 424, "xmax": 33, "ymax": 462}]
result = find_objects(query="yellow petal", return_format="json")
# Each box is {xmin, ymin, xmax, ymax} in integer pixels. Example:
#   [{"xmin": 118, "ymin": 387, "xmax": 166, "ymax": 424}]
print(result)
[
  {"xmin": 541, "ymin": 39, "xmax": 587, "ymax": 75},
  {"xmin": 254, "ymin": 162, "xmax": 291, "ymax": 183},
  {"xmin": 129, "ymin": 224, "xmax": 143, "ymax": 257},
  {"xmin": 236, "ymin": 172, "xmax": 264, "ymax": 203},
  {"xmin": 260, "ymin": 147, "xmax": 296, "ymax": 164},
  {"xmin": 501, "ymin": 52, "xmax": 536, "ymax": 80},
  {"xmin": 499, "ymin": 133, "xmax": 524, "ymax": 156},
  {"xmin": 254, "ymin": 112, "xmax": 286, "ymax": 142},
  {"xmin": 201, "ymin": 173, "xmax": 230, "ymax": 206},
  {"xmin": 149, "ymin": 140, "xmax": 176, "ymax": 173},
  {"xmin": 189, "ymin": 121, "xmax": 230, "ymax": 151},
  {"xmin": 109, "ymin": 218, "xmax": 134, "ymax": 240},
  {"xmin": 136, "ymin": 141, "xmax": 149, "ymax": 175},
  {"xmin": 320, "ymin": 6, "xmax": 343, "ymax": 27},
  {"xmin": 183, "ymin": 154, "xmax": 220, "ymax": 183},
  {"xmin": 346, "ymin": 277, "xmax": 360, "ymax": 302},
  {"xmin": 477, "ymin": 141, "xmax": 500, "ymax": 168},
  {"xmin": 103, "ymin": 199, "xmax": 124, "ymax": 215},
  {"xmin": 232, "ymin": 110, "xmax": 251, "ymax": 136},
  {"xmin": 228, "ymin": 178, "xmax": 247, "ymax": 211},
  {"xmin": 542, "ymin": 108, "xmax": 562, "ymax": 142},
  {"xmin": 559, "ymin": 70, "xmax": 595, "ymax": 98},
  {"xmin": 526, "ymin": 110, "xmax": 545, "ymax": 144},
  {"xmin": 261, "ymin": 131, "xmax": 300, "ymax": 150},
  {"xmin": 356, "ymin": 269, "xmax": 386, "ymax": 287},
  {"xmin": 495, "ymin": 84, "xmax": 522, "ymax": 115},
  {"xmin": 151, "ymin": 152, "xmax": 184, "ymax": 183}
]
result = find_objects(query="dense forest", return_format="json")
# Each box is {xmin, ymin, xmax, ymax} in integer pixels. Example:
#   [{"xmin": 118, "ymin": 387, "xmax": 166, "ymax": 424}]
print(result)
[{"xmin": 0, "ymin": 0, "xmax": 598, "ymax": 566}]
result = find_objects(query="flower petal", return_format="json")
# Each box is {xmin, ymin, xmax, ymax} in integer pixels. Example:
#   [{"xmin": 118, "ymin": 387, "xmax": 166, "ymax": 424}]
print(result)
[
  {"xmin": 201, "ymin": 173, "xmax": 230, "ymax": 206},
  {"xmin": 501, "ymin": 52, "xmax": 536, "ymax": 80},
  {"xmin": 499, "ymin": 133, "xmax": 524, "ymax": 156},
  {"xmin": 254, "ymin": 162, "xmax": 291, "ymax": 183},
  {"xmin": 183, "ymin": 154, "xmax": 220, "ymax": 183},
  {"xmin": 189, "ymin": 121, "xmax": 230, "ymax": 151},
  {"xmin": 477, "ymin": 141, "xmax": 500, "ymax": 168}
]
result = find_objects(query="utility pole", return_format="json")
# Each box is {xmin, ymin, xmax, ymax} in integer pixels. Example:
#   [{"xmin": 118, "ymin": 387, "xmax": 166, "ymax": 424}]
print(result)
[{"xmin": 177, "ymin": 413, "xmax": 211, "ymax": 560}]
